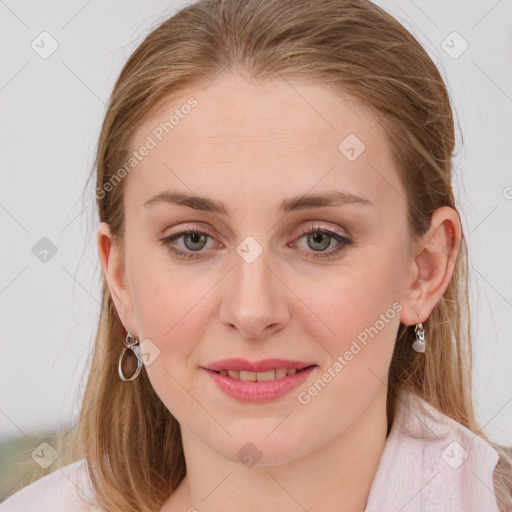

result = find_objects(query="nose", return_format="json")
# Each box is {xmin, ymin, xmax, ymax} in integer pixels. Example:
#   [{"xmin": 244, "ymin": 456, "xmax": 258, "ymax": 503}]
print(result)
[{"xmin": 218, "ymin": 246, "xmax": 291, "ymax": 339}]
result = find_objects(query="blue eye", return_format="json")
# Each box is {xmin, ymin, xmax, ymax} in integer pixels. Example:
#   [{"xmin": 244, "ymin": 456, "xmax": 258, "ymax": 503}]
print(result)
[
  {"xmin": 159, "ymin": 224, "xmax": 352, "ymax": 261},
  {"xmin": 295, "ymin": 225, "xmax": 352, "ymax": 259},
  {"xmin": 159, "ymin": 226, "xmax": 216, "ymax": 260}
]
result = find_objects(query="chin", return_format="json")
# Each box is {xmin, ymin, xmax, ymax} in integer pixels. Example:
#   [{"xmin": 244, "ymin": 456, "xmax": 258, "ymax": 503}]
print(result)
[{"xmin": 218, "ymin": 432, "xmax": 313, "ymax": 468}]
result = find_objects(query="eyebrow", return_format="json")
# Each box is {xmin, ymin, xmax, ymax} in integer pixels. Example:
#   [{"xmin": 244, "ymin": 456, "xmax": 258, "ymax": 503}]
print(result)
[{"xmin": 143, "ymin": 190, "xmax": 373, "ymax": 215}]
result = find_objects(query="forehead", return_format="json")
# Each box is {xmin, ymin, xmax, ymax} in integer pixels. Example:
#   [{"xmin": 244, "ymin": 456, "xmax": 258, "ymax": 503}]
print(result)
[{"xmin": 125, "ymin": 72, "xmax": 405, "ymax": 218}]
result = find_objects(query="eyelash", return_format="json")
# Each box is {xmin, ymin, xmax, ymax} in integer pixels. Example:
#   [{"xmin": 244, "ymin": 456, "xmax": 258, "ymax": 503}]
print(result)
[{"xmin": 159, "ymin": 224, "xmax": 352, "ymax": 261}]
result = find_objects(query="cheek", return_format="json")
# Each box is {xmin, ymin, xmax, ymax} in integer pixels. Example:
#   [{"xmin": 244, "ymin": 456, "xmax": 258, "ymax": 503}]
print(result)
[
  {"xmin": 293, "ymin": 251, "xmax": 402, "ymax": 371},
  {"xmin": 128, "ymin": 249, "xmax": 220, "ymax": 384},
  {"xmin": 127, "ymin": 236, "xmax": 210, "ymax": 338},
  {"xmin": 291, "ymin": 263, "xmax": 400, "ymax": 427},
  {"xmin": 129, "ymin": 262, "xmax": 217, "ymax": 420},
  {"xmin": 130, "ymin": 267, "xmax": 212, "ymax": 355}
]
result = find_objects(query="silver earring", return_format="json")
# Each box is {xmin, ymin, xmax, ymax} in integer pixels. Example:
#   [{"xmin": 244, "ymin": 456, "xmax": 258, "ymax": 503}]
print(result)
[
  {"xmin": 118, "ymin": 333, "xmax": 143, "ymax": 381},
  {"xmin": 412, "ymin": 322, "xmax": 426, "ymax": 353}
]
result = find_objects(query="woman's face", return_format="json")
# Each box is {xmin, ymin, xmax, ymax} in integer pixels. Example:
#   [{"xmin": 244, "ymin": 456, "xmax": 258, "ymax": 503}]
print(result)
[{"xmin": 99, "ymin": 72, "xmax": 425, "ymax": 465}]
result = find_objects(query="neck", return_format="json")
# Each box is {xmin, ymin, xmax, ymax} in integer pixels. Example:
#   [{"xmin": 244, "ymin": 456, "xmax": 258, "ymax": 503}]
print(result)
[{"xmin": 163, "ymin": 386, "xmax": 388, "ymax": 512}]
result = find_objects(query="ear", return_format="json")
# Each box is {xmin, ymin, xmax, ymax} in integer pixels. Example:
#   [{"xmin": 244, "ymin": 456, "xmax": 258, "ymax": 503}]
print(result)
[
  {"xmin": 97, "ymin": 222, "xmax": 137, "ymax": 335},
  {"xmin": 400, "ymin": 206, "xmax": 462, "ymax": 326}
]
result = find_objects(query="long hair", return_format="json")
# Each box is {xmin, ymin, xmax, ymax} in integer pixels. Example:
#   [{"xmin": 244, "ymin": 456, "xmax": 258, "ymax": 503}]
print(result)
[{"xmin": 70, "ymin": 1, "xmax": 512, "ymax": 510}]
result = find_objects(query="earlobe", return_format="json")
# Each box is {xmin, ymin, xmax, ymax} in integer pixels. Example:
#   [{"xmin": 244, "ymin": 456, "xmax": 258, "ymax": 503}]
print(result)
[
  {"xmin": 97, "ymin": 222, "xmax": 135, "ymax": 332},
  {"xmin": 400, "ymin": 206, "xmax": 462, "ymax": 326}
]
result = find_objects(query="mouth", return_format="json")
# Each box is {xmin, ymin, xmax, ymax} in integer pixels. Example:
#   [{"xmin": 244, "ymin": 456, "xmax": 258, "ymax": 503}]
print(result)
[
  {"xmin": 203, "ymin": 364, "xmax": 318, "ymax": 402},
  {"xmin": 206, "ymin": 365, "xmax": 317, "ymax": 382}
]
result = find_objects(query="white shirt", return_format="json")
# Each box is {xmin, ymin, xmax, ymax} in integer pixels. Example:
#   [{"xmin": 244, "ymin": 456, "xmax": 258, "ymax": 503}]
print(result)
[{"xmin": 0, "ymin": 389, "xmax": 502, "ymax": 511}]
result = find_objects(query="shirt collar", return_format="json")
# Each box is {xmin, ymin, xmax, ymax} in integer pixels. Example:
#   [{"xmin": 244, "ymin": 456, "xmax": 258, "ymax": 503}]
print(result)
[{"xmin": 364, "ymin": 388, "xmax": 500, "ymax": 511}]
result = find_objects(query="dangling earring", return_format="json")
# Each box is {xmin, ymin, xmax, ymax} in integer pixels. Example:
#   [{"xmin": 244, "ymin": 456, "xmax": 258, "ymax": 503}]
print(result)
[
  {"xmin": 412, "ymin": 322, "xmax": 427, "ymax": 353},
  {"xmin": 118, "ymin": 332, "xmax": 143, "ymax": 381}
]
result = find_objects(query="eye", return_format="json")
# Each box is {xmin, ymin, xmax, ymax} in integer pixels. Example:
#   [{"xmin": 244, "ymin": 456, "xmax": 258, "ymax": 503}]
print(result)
[
  {"xmin": 159, "ymin": 224, "xmax": 219, "ymax": 260},
  {"xmin": 292, "ymin": 225, "xmax": 352, "ymax": 259},
  {"xmin": 159, "ymin": 223, "xmax": 353, "ymax": 260}
]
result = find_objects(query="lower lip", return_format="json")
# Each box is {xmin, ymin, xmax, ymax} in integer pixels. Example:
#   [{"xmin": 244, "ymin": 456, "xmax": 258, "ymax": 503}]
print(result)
[{"xmin": 202, "ymin": 366, "xmax": 317, "ymax": 403}]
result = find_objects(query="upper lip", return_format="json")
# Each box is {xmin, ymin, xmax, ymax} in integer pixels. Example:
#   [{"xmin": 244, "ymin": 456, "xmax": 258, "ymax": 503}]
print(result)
[{"xmin": 202, "ymin": 358, "xmax": 316, "ymax": 372}]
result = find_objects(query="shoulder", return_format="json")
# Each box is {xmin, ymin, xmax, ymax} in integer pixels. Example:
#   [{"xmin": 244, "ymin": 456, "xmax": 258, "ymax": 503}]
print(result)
[
  {"xmin": 365, "ymin": 390, "xmax": 502, "ymax": 512},
  {"xmin": 0, "ymin": 459, "xmax": 100, "ymax": 512}
]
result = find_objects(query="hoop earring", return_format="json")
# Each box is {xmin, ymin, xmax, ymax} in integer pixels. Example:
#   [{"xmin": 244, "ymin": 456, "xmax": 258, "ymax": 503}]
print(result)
[
  {"xmin": 412, "ymin": 322, "xmax": 427, "ymax": 353},
  {"xmin": 118, "ymin": 333, "xmax": 143, "ymax": 381}
]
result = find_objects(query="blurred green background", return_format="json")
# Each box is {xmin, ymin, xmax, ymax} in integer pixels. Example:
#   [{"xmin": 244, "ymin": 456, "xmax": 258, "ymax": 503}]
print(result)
[{"xmin": 0, "ymin": 430, "xmax": 78, "ymax": 504}]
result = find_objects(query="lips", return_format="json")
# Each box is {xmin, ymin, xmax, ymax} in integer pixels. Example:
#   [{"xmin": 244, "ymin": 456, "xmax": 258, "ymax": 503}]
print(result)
[
  {"xmin": 203, "ymin": 363, "xmax": 318, "ymax": 402},
  {"xmin": 203, "ymin": 358, "xmax": 316, "ymax": 373}
]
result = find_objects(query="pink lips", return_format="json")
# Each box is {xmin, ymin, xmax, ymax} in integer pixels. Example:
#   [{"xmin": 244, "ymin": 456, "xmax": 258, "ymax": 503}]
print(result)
[{"xmin": 201, "ymin": 358, "xmax": 318, "ymax": 403}]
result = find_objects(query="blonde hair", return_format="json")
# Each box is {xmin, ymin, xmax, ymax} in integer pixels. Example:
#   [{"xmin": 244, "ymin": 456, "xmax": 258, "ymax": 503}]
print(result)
[{"xmin": 72, "ymin": 0, "xmax": 512, "ymax": 510}]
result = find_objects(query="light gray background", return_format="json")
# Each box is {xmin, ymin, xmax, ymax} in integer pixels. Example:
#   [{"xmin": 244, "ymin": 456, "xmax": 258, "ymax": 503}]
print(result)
[{"xmin": 1, "ymin": 0, "xmax": 511, "ymax": 447}]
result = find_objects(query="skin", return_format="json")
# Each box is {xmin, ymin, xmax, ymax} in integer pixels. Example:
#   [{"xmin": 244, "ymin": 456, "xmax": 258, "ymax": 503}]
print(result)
[{"xmin": 97, "ymin": 72, "xmax": 461, "ymax": 512}]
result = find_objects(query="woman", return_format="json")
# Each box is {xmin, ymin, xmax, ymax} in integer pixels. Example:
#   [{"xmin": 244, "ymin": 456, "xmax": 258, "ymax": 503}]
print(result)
[{"xmin": 2, "ymin": 0, "xmax": 511, "ymax": 511}]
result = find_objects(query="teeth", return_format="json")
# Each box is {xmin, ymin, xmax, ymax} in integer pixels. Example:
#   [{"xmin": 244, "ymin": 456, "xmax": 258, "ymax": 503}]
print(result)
[
  {"xmin": 275, "ymin": 368, "xmax": 288, "ymax": 379},
  {"xmin": 218, "ymin": 368, "xmax": 302, "ymax": 381}
]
